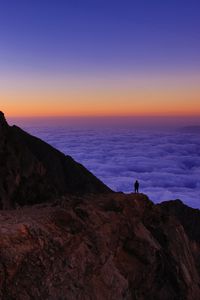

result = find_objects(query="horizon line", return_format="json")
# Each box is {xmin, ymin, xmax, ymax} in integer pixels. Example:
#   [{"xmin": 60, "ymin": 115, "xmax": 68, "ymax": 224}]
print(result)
[{"xmin": 7, "ymin": 114, "xmax": 200, "ymax": 119}]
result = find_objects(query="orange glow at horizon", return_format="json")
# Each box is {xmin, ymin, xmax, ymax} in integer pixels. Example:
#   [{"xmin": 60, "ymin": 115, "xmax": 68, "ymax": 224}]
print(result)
[
  {"xmin": 1, "ymin": 73, "xmax": 200, "ymax": 118},
  {"xmin": 2, "ymin": 90, "xmax": 200, "ymax": 118}
]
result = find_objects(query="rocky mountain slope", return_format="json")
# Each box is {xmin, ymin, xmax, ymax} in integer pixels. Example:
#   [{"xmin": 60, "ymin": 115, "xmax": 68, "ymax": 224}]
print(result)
[
  {"xmin": 1, "ymin": 111, "xmax": 200, "ymax": 299},
  {"xmin": 0, "ymin": 194, "xmax": 200, "ymax": 300},
  {"xmin": 0, "ymin": 112, "xmax": 111, "ymax": 209}
]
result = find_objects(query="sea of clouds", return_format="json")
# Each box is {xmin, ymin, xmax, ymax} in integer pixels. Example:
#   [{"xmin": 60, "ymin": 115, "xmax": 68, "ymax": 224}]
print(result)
[{"xmin": 13, "ymin": 118, "xmax": 200, "ymax": 208}]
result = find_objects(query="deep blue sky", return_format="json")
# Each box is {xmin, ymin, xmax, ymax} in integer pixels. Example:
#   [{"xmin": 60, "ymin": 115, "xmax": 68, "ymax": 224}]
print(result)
[{"xmin": 1, "ymin": 0, "xmax": 200, "ymax": 74}]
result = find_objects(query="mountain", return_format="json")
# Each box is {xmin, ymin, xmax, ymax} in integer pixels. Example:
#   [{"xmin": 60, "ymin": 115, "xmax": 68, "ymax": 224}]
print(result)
[
  {"xmin": 0, "ymin": 193, "xmax": 200, "ymax": 300},
  {"xmin": 1, "ymin": 111, "xmax": 200, "ymax": 299},
  {"xmin": 0, "ymin": 111, "xmax": 111, "ymax": 209}
]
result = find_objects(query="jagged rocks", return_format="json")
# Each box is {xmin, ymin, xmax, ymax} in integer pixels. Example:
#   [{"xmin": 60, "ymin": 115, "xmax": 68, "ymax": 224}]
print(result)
[{"xmin": 0, "ymin": 194, "xmax": 200, "ymax": 299}]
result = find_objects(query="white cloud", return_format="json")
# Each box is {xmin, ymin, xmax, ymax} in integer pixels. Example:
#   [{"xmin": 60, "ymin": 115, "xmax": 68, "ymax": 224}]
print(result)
[{"xmin": 23, "ymin": 124, "xmax": 200, "ymax": 208}]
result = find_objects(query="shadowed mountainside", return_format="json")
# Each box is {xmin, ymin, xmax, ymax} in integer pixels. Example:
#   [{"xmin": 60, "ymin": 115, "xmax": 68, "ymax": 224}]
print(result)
[{"xmin": 0, "ymin": 111, "xmax": 111, "ymax": 209}]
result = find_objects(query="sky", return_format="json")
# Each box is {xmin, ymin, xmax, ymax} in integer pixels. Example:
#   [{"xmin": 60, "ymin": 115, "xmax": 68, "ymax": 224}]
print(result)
[{"xmin": 0, "ymin": 0, "xmax": 200, "ymax": 117}]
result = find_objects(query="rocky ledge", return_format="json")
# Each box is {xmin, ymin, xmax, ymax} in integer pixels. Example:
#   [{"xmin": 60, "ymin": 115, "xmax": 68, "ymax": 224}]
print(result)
[{"xmin": 0, "ymin": 193, "xmax": 200, "ymax": 300}]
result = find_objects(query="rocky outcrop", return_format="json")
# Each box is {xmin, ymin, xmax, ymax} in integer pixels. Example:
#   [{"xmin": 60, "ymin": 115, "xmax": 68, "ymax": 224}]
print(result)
[
  {"xmin": 0, "ymin": 112, "xmax": 111, "ymax": 209},
  {"xmin": 158, "ymin": 199, "xmax": 200, "ymax": 288},
  {"xmin": 0, "ymin": 193, "xmax": 200, "ymax": 300}
]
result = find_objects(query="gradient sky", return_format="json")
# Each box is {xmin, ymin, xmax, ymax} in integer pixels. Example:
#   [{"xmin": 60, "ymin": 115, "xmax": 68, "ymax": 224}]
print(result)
[{"xmin": 1, "ymin": 0, "xmax": 200, "ymax": 117}]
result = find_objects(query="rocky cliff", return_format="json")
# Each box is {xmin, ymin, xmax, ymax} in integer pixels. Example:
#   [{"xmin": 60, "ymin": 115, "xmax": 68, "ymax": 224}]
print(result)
[
  {"xmin": 0, "ymin": 112, "xmax": 111, "ymax": 209},
  {"xmin": 0, "ymin": 194, "xmax": 200, "ymax": 300}
]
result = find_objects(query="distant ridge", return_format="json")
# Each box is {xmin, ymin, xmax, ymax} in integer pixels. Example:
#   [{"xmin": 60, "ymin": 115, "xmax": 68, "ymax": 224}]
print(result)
[
  {"xmin": 0, "ymin": 111, "xmax": 111, "ymax": 209},
  {"xmin": 180, "ymin": 125, "xmax": 200, "ymax": 133}
]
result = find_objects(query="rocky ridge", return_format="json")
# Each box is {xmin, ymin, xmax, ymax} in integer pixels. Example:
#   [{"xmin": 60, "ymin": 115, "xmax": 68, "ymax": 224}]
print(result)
[
  {"xmin": 0, "ymin": 194, "xmax": 200, "ymax": 300},
  {"xmin": 0, "ymin": 112, "xmax": 200, "ymax": 299}
]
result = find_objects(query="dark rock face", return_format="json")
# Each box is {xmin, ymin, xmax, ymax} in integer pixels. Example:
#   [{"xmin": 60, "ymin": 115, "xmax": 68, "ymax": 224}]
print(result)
[
  {"xmin": 158, "ymin": 199, "xmax": 200, "ymax": 286},
  {"xmin": 0, "ymin": 193, "xmax": 200, "ymax": 300},
  {"xmin": 0, "ymin": 112, "xmax": 111, "ymax": 209},
  {"xmin": 0, "ymin": 111, "xmax": 8, "ymax": 130},
  {"xmin": 158, "ymin": 200, "xmax": 200, "ymax": 242}
]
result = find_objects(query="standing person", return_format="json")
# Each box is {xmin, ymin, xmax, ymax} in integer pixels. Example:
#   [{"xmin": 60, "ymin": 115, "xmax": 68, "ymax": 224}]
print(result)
[{"xmin": 134, "ymin": 180, "xmax": 139, "ymax": 193}]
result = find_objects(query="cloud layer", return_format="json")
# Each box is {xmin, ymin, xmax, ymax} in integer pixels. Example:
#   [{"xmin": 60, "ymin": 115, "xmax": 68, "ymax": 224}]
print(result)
[{"xmin": 23, "ymin": 123, "xmax": 200, "ymax": 208}]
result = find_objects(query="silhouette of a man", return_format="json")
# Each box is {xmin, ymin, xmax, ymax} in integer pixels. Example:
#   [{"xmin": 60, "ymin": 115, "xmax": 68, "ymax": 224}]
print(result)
[{"xmin": 134, "ymin": 180, "xmax": 139, "ymax": 193}]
